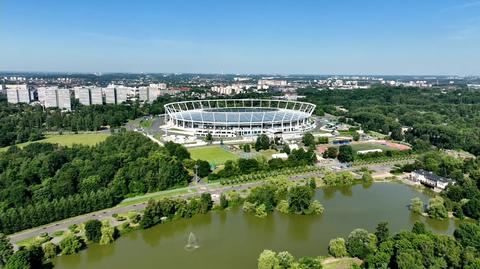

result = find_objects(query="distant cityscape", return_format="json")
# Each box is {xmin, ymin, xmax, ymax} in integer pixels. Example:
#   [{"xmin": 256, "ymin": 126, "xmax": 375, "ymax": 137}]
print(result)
[{"xmin": 2, "ymin": 73, "xmax": 480, "ymax": 111}]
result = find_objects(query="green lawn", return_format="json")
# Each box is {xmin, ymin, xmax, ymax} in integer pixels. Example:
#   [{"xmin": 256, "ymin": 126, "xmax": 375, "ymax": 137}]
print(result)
[
  {"xmin": 188, "ymin": 146, "xmax": 239, "ymax": 165},
  {"xmin": 139, "ymin": 119, "xmax": 153, "ymax": 129},
  {"xmin": 351, "ymin": 142, "xmax": 397, "ymax": 152},
  {"xmin": 0, "ymin": 133, "xmax": 110, "ymax": 152}
]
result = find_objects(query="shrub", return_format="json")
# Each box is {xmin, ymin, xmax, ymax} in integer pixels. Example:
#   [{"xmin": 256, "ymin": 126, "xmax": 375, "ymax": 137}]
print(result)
[{"xmin": 329, "ymin": 237, "xmax": 347, "ymax": 257}]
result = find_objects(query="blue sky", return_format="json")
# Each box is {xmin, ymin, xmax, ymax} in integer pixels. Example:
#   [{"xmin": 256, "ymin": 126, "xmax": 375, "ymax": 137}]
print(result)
[{"xmin": 1, "ymin": 0, "xmax": 480, "ymax": 75}]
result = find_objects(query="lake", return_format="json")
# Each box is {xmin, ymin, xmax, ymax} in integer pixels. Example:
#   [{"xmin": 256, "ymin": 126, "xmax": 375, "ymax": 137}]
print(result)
[{"xmin": 54, "ymin": 182, "xmax": 460, "ymax": 269}]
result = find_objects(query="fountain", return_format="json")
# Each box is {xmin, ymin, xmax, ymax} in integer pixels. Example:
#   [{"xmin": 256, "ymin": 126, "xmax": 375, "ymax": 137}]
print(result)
[{"xmin": 184, "ymin": 232, "xmax": 199, "ymax": 251}]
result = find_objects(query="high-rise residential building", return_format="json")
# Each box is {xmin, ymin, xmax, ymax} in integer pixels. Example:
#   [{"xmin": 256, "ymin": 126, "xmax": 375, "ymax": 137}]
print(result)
[
  {"xmin": 73, "ymin": 86, "xmax": 91, "ymax": 105},
  {"xmin": 115, "ymin": 86, "xmax": 131, "ymax": 104},
  {"xmin": 138, "ymin": 86, "xmax": 149, "ymax": 102},
  {"xmin": 37, "ymin": 86, "xmax": 58, "ymax": 108},
  {"xmin": 6, "ymin": 84, "xmax": 30, "ymax": 104},
  {"xmin": 104, "ymin": 85, "xmax": 116, "ymax": 104},
  {"xmin": 90, "ymin": 87, "xmax": 103, "ymax": 105},
  {"xmin": 37, "ymin": 86, "xmax": 71, "ymax": 110},
  {"xmin": 57, "ymin": 89, "xmax": 71, "ymax": 111}
]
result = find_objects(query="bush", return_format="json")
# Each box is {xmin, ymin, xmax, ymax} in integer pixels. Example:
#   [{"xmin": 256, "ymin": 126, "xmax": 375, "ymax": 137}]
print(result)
[
  {"xmin": 410, "ymin": 197, "xmax": 424, "ymax": 214},
  {"xmin": 43, "ymin": 242, "xmax": 58, "ymax": 260},
  {"xmin": 276, "ymin": 200, "xmax": 289, "ymax": 214},
  {"xmin": 59, "ymin": 234, "xmax": 84, "ymax": 255},
  {"xmin": 309, "ymin": 200, "xmax": 325, "ymax": 215},
  {"xmin": 329, "ymin": 237, "xmax": 347, "ymax": 257},
  {"xmin": 255, "ymin": 204, "xmax": 268, "ymax": 218},
  {"xmin": 84, "ymin": 219, "xmax": 102, "ymax": 243}
]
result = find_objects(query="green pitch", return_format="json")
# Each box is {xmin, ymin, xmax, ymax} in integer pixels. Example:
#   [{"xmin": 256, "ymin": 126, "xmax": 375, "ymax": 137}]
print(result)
[{"xmin": 188, "ymin": 146, "xmax": 239, "ymax": 165}]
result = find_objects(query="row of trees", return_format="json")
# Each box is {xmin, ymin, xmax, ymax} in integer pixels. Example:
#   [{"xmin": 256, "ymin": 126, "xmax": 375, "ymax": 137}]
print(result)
[
  {"xmin": 0, "ymin": 189, "xmax": 117, "ymax": 234},
  {"xmin": 208, "ymin": 148, "xmax": 317, "ymax": 181}
]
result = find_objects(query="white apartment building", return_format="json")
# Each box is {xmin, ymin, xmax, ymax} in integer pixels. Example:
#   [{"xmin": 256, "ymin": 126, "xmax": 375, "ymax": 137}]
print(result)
[
  {"xmin": 104, "ymin": 86, "xmax": 116, "ymax": 104},
  {"xmin": 115, "ymin": 86, "xmax": 131, "ymax": 104},
  {"xmin": 57, "ymin": 89, "xmax": 71, "ymax": 111},
  {"xmin": 37, "ymin": 86, "xmax": 58, "ymax": 108},
  {"xmin": 37, "ymin": 86, "xmax": 71, "ymax": 110},
  {"xmin": 90, "ymin": 87, "xmax": 103, "ymax": 105},
  {"xmin": 6, "ymin": 84, "xmax": 30, "ymax": 104},
  {"xmin": 73, "ymin": 86, "xmax": 91, "ymax": 105},
  {"xmin": 257, "ymin": 79, "xmax": 288, "ymax": 89},
  {"xmin": 211, "ymin": 85, "xmax": 245, "ymax": 95}
]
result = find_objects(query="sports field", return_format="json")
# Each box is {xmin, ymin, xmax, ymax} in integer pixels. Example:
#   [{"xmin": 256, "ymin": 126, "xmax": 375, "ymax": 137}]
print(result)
[
  {"xmin": 0, "ymin": 133, "xmax": 110, "ymax": 152},
  {"xmin": 350, "ymin": 142, "xmax": 398, "ymax": 152},
  {"xmin": 188, "ymin": 146, "xmax": 239, "ymax": 165}
]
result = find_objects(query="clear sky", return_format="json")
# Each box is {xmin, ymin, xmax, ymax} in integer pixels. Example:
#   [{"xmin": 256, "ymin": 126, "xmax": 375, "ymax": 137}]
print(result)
[{"xmin": 1, "ymin": 0, "xmax": 480, "ymax": 75}]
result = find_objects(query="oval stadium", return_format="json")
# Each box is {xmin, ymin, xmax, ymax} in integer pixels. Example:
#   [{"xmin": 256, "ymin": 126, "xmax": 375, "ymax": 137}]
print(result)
[{"xmin": 164, "ymin": 99, "xmax": 316, "ymax": 138}]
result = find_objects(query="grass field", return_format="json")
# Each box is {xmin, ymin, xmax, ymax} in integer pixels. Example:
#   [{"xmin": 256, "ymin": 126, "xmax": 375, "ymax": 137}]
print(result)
[
  {"xmin": 139, "ymin": 119, "xmax": 153, "ymax": 129},
  {"xmin": 188, "ymin": 146, "xmax": 239, "ymax": 165},
  {"xmin": 351, "ymin": 142, "xmax": 397, "ymax": 152},
  {"xmin": 0, "ymin": 133, "xmax": 110, "ymax": 152}
]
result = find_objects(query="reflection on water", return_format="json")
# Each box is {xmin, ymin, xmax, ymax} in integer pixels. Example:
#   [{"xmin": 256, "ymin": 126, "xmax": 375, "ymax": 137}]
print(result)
[{"xmin": 54, "ymin": 183, "xmax": 462, "ymax": 269}]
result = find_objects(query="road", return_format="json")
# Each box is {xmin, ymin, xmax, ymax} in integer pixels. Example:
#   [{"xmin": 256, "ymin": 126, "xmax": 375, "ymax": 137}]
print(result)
[{"xmin": 8, "ymin": 160, "xmax": 409, "ymax": 245}]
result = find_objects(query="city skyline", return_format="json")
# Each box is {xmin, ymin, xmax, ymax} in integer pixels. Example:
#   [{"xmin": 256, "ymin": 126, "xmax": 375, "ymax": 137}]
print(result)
[{"xmin": 1, "ymin": 0, "xmax": 480, "ymax": 75}]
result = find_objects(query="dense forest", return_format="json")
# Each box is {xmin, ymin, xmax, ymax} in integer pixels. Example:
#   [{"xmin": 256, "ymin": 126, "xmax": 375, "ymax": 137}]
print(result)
[
  {"xmin": 299, "ymin": 87, "xmax": 480, "ymax": 156},
  {"xmin": 0, "ymin": 132, "xmax": 191, "ymax": 234}
]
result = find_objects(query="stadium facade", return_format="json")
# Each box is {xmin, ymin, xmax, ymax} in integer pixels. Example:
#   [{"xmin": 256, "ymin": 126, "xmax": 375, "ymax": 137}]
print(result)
[{"xmin": 164, "ymin": 99, "xmax": 316, "ymax": 138}]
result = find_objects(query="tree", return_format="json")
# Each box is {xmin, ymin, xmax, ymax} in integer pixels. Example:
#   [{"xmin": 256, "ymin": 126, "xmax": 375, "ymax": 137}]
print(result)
[
  {"xmin": 352, "ymin": 132, "xmax": 360, "ymax": 141},
  {"xmin": 195, "ymin": 160, "xmax": 211, "ymax": 178},
  {"xmin": 328, "ymin": 237, "xmax": 347, "ymax": 257},
  {"xmin": 4, "ymin": 249, "xmax": 32, "ymax": 269},
  {"xmin": 427, "ymin": 197, "xmax": 448, "ymax": 220},
  {"xmin": 337, "ymin": 145, "xmax": 354, "ymax": 163},
  {"xmin": 255, "ymin": 134, "xmax": 270, "ymax": 151},
  {"xmin": 375, "ymin": 221, "xmax": 390, "ymax": 244},
  {"xmin": 258, "ymin": 250, "xmax": 279, "ymax": 269},
  {"xmin": 59, "ymin": 234, "xmax": 84, "ymax": 255},
  {"xmin": 410, "ymin": 197, "xmax": 424, "ymax": 214},
  {"xmin": 453, "ymin": 222, "xmax": 480, "ymax": 250},
  {"xmin": 309, "ymin": 178, "xmax": 317, "ymax": 190},
  {"xmin": 346, "ymin": 229, "xmax": 377, "ymax": 259},
  {"xmin": 220, "ymin": 194, "xmax": 228, "ymax": 209},
  {"xmin": 302, "ymin": 133, "xmax": 316, "ymax": 147},
  {"xmin": 205, "ymin": 132, "xmax": 213, "ymax": 143},
  {"xmin": 243, "ymin": 144, "xmax": 251, "ymax": 153},
  {"xmin": 100, "ymin": 223, "xmax": 118, "ymax": 245},
  {"xmin": 411, "ymin": 221, "xmax": 427, "ymax": 234},
  {"xmin": 0, "ymin": 233, "xmax": 13, "ymax": 265},
  {"xmin": 462, "ymin": 198, "xmax": 480, "ymax": 220},
  {"xmin": 287, "ymin": 186, "xmax": 314, "ymax": 214},
  {"xmin": 298, "ymin": 256, "xmax": 322, "ymax": 269},
  {"xmin": 317, "ymin": 137, "xmax": 328, "ymax": 144},
  {"xmin": 323, "ymin": 147, "xmax": 338, "ymax": 159},
  {"xmin": 199, "ymin": 193, "xmax": 213, "ymax": 214},
  {"xmin": 255, "ymin": 204, "xmax": 268, "ymax": 218},
  {"xmin": 42, "ymin": 242, "xmax": 58, "ymax": 260},
  {"xmin": 277, "ymin": 251, "xmax": 295, "ymax": 269},
  {"xmin": 84, "ymin": 219, "xmax": 102, "ymax": 243}
]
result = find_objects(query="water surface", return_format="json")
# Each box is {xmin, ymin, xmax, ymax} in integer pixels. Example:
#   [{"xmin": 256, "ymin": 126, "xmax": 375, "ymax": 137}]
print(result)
[{"xmin": 54, "ymin": 183, "xmax": 460, "ymax": 269}]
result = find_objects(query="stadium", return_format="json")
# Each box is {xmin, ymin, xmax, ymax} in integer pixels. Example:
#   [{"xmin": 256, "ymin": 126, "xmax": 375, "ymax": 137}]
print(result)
[{"xmin": 164, "ymin": 99, "xmax": 316, "ymax": 138}]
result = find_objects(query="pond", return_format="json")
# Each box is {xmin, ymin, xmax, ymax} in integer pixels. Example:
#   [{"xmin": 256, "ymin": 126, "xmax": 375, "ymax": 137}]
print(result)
[{"xmin": 54, "ymin": 183, "xmax": 461, "ymax": 269}]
